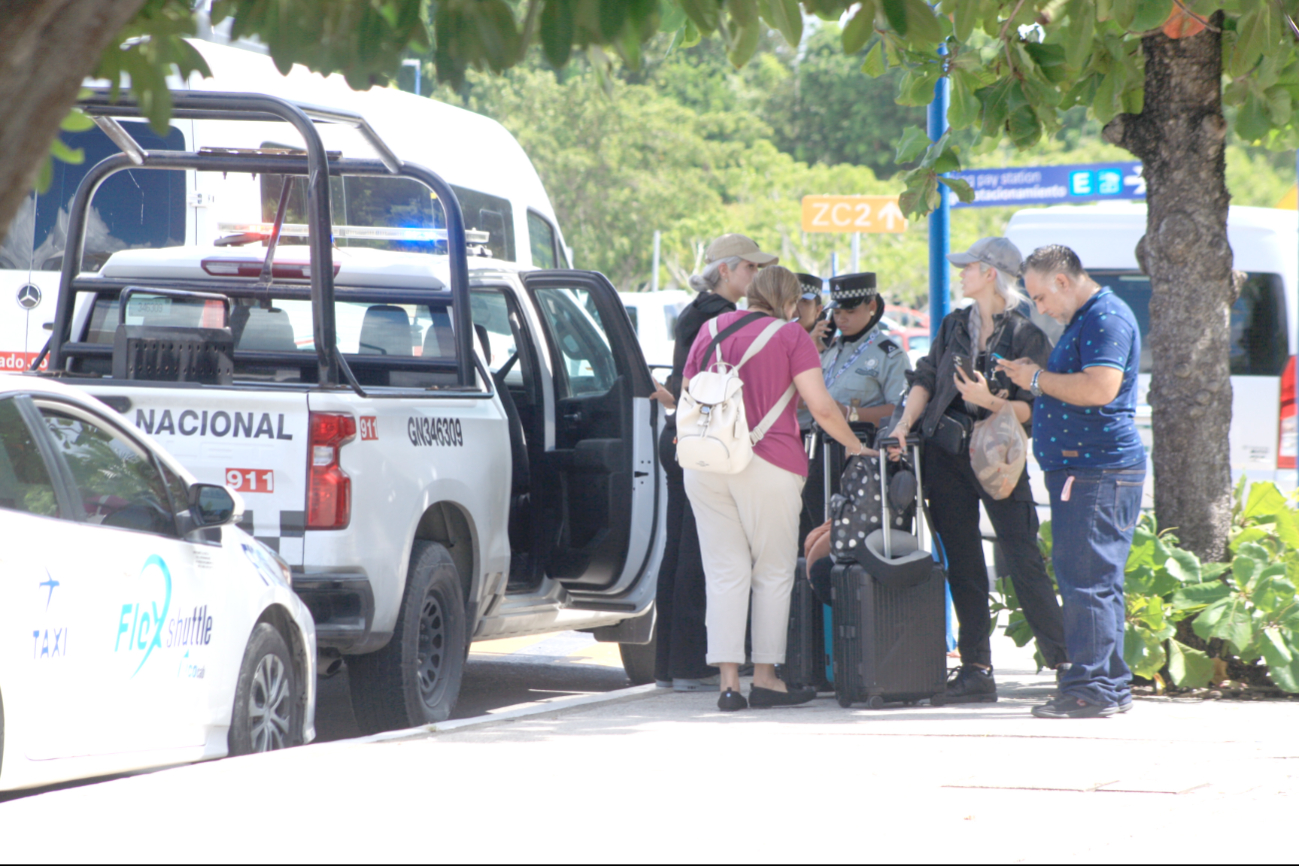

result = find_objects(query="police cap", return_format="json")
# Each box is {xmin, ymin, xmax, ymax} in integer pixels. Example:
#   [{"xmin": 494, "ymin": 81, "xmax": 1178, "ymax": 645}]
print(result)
[
  {"xmin": 795, "ymin": 272, "xmax": 823, "ymax": 300},
  {"xmin": 826, "ymin": 272, "xmax": 877, "ymax": 309}
]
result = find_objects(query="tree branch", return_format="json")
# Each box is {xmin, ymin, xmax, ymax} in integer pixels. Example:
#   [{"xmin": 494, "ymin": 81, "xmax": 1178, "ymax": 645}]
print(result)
[
  {"xmin": 1172, "ymin": 0, "xmax": 1221, "ymax": 32},
  {"xmin": 998, "ymin": 0, "xmax": 1027, "ymax": 77},
  {"xmin": 1276, "ymin": 0, "xmax": 1299, "ymax": 41}
]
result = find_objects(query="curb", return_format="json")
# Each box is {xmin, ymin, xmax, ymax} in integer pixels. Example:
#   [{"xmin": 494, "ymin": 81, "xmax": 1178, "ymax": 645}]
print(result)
[{"xmin": 344, "ymin": 682, "xmax": 666, "ymax": 746}]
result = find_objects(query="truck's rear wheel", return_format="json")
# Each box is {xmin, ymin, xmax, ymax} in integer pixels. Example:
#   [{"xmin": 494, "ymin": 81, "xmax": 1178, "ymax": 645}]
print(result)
[
  {"xmin": 348, "ymin": 541, "xmax": 466, "ymax": 734},
  {"xmin": 619, "ymin": 630, "xmax": 657, "ymax": 685}
]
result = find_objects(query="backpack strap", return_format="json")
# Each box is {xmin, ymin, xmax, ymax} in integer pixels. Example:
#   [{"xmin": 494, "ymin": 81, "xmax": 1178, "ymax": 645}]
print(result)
[
  {"xmin": 741, "ymin": 319, "xmax": 798, "ymax": 445},
  {"xmin": 702, "ymin": 312, "xmax": 765, "ymax": 369},
  {"xmin": 749, "ymin": 383, "xmax": 797, "ymax": 445},
  {"xmin": 734, "ymin": 318, "xmax": 788, "ymax": 370}
]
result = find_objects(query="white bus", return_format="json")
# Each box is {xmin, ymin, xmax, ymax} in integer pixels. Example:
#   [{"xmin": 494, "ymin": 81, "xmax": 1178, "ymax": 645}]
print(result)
[
  {"xmin": 0, "ymin": 39, "xmax": 570, "ymax": 373},
  {"xmin": 1006, "ymin": 201, "xmax": 1296, "ymax": 497},
  {"xmin": 618, "ymin": 289, "xmax": 691, "ymax": 369}
]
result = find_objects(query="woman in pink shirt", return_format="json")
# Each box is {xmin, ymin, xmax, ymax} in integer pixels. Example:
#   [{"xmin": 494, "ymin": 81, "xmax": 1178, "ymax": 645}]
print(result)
[{"xmin": 682, "ymin": 266, "xmax": 876, "ymax": 711}]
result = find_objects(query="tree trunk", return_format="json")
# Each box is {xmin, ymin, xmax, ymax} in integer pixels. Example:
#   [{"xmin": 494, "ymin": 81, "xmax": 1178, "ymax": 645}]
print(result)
[
  {"xmin": 1102, "ymin": 14, "xmax": 1233, "ymax": 563},
  {"xmin": 0, "ymin": 0, "xmax": 146, "ymax": 244}
]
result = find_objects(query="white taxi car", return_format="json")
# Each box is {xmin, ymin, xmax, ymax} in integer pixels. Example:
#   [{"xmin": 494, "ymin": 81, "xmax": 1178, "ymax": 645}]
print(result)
[{"xmin": 0, "ymin": 374, "xmax": 315, "ymax": 792}]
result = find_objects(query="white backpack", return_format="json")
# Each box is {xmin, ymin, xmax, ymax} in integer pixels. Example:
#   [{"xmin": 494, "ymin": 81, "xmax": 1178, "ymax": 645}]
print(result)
[{"xmin": 676, "ymin": 315, "xmax": 797, "ymax": 474}]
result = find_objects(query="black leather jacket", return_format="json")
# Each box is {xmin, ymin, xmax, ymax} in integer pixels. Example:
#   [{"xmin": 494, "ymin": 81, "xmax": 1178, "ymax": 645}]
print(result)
[
  {"xmin": 907, "ymin": 305, "xmax": 1051, "ymax": 439},
  {"xmin": 666, "ymin": 290, "xmax": 736, "ymax": 404}
]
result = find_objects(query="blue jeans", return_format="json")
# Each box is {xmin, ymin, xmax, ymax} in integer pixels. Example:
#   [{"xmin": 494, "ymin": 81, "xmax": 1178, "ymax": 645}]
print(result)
[{"xmin": 1045, "ymin": 467, "xmax": 1145, "ymax": 707}]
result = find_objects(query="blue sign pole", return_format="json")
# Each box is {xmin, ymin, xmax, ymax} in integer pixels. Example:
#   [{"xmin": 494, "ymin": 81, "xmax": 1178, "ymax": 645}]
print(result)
[{"xmin": 928, "ymin": 73, "xmax": 950, "ymax": 340}]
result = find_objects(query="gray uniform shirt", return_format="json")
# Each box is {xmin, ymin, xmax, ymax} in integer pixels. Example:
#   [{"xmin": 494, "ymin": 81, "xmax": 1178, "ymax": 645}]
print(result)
[{"xmin": 797, "ymin": 325, "xmax": 912, "ymax": 430}]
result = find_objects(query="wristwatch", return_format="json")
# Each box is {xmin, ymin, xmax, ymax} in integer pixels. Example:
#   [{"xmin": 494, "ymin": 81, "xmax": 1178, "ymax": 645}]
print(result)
[{"xmin": 1030, "ymin": 370, "xmax": 1043, "ymax": 398}]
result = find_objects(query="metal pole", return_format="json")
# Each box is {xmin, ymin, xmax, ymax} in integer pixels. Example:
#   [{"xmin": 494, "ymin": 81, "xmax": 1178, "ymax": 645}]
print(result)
[
  {"xmin": 851, "ymin": 232, "xmax": 860, "ymax": 272},
  {"xmin": 651, "ymin": 230, "xmax": 661, "ymax": 292},
  {"xmin": 928, "ymin": 60, "xmax": 950, "ymax": 340},
  {"xmin": 831, "ymin": 250, "xmax": 839, "ymax": 277}
]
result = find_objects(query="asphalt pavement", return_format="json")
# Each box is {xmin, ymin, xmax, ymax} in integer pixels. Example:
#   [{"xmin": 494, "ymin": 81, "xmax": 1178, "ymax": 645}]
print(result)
[
  {"xmin": 316, "ymin": 631, "xmax": 634, "ymax": 741},
  {"xmin": 2, "ymin": 634, "xmax": 1295, "ymax": 862}
]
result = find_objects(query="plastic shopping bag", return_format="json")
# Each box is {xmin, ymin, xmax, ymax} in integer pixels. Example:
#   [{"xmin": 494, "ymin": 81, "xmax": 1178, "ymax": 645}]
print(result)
[{"xmin": 969, "ymin": 401, "xmax": 1027, "ymax": 500}]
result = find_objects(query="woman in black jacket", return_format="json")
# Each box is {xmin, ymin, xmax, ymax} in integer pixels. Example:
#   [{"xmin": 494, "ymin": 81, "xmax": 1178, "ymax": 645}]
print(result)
[
  {"xmin": 888, "ymin": 237, "xmax": 1067, "ymax": 704},
  {"xmin": 648, "ymin": 233, "xmax": 775, "ymax": 690}
]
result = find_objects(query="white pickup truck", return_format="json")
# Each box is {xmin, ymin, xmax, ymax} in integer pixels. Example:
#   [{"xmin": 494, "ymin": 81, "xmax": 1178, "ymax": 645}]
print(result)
[{"xmin": 39, "ymin": 90, "xmax": 666, "ymax": 733}]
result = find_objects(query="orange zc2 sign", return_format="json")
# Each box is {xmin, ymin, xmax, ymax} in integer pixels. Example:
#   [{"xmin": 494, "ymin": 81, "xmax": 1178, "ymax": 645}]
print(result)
[{"xmin": 801, "ymin": 195, "xmax": 907, "ymax": 233}]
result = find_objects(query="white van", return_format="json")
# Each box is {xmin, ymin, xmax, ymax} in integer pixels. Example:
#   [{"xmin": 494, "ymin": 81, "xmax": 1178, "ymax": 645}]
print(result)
[
  {"xmin": 1006, "ymin": 202, "xmax": 1297, "ymax": 494},
  {"xmin": 0, "ymin": 39, "xmax": 569, "ymax": 374},
  {"xmin": 618, "ymin": 289, "xmax": 691, "ymax": 369}
]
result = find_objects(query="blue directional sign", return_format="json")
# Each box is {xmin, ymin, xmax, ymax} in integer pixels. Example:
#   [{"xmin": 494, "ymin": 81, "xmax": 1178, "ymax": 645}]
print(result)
[{"xmin": 948, "ymin": 161, "xmax": 1145, "ymax": 208}]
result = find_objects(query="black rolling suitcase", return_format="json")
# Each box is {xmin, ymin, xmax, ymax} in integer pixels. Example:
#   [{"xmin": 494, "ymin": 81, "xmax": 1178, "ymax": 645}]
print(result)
[{"xmin": 830, "ymin": 436, "xmax": 947, "ymax": 709}]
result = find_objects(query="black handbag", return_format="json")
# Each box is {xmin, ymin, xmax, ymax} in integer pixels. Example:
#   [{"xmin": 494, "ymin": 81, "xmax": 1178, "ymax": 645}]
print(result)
[{"xmin": 927, "ymin": 411, "xmax": 972, "ymax": 456}]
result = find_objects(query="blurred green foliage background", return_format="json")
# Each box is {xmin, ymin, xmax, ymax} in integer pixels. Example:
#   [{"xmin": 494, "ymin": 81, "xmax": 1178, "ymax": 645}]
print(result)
[{"xmin": 426, "ymin": 21, "xmax": 1294, "ymax": 304}]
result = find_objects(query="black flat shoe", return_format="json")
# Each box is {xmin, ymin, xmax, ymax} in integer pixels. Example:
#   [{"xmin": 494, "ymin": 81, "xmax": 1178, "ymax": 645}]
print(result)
[
  {"xmin": 749, "ymin": 684, "xmax": 816, "ymax": 708},
  {"xmin": 717, "ymin": 688, "xmax": 748, "ymax": 712}
]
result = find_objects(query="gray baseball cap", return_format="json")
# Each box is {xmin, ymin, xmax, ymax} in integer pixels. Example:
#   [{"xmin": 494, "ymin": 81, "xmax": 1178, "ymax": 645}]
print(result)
[{"xmin": 947, "ymin": 236, "xmax": 1023, "ymax": 277}]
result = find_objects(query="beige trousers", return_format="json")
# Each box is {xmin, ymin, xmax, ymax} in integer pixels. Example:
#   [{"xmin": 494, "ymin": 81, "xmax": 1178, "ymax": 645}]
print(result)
[{"xmin": 684, "ymin": 455, "xmax": 805, "ymax": 665}]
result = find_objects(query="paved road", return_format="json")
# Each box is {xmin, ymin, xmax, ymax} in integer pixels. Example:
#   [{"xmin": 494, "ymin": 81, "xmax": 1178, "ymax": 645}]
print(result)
[
  {"xmin": 4, "ymin": 634, "xmax": 1296, "ymax": 861},
  {"xmin": 316, "ymin": 631, "xmax": 635, "ymax": 741}
]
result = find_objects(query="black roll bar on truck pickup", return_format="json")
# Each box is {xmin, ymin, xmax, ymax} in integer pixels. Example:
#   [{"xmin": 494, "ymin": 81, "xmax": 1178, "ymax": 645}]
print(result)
[{"xmin": 45, "ymin": 88, "xmax": 476, "ymax": 389}]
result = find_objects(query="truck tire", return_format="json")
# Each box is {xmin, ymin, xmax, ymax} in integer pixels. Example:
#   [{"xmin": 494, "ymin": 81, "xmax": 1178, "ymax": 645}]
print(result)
[
  {"xmin": 348, "ymin": 541, "xmax": 467, "ymax": 734},
  {"xmin": 619, "ymin": 631, "xmax": 658, "ymax": 685},
  {"xmin": 228, "ymin": 623, "xmax": 301, "ymax": 756}
]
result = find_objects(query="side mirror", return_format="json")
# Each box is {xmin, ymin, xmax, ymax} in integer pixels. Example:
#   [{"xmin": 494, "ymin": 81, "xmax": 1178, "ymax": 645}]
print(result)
[{"xmin": 189, "ymin": 483, "xmax": 240, "ymax": 527}]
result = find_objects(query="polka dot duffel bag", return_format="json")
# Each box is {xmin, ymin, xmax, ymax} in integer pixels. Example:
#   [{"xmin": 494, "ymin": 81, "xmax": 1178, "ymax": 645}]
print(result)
[{"xmin": 829, "ymin": 453, "xmax": 922, "ymax": 578}]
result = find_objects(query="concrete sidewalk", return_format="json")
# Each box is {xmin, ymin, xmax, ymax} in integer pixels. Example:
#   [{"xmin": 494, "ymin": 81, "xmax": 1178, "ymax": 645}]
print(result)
[{"xmin": 2, "ymin": 636, "xmax": 1294, "ymax": 862}]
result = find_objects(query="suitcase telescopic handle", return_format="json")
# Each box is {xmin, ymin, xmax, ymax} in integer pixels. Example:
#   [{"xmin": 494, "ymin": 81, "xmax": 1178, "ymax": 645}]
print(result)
[{"xmin": 876, "ymin": 436, "xmax": 924, "ymax": 557}]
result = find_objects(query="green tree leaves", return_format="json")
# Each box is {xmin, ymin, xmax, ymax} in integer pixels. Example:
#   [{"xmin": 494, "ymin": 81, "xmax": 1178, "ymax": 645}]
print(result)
[
  {"xmin": 97, "ymin": 0, "xmax": 212, "ymax": 133},
  {"xmin": 59, "ymin": 0, "xmax": 1299, "ymax": 224},
  {"xmin": 758, "ymin": 0, "xmax": 803, "ymax": 48}
]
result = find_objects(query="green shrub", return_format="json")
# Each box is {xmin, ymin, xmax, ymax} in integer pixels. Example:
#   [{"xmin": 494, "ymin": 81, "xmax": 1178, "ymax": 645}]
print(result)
[{"xmin": 995, "ymin": 477, "xmax": 1299, "ymax": 693}]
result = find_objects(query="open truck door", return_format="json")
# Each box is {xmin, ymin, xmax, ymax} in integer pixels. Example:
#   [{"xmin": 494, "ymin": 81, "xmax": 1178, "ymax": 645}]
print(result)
[{"xmin": 521, "ymin": 270, "xmax": 665, "ymax": 615}]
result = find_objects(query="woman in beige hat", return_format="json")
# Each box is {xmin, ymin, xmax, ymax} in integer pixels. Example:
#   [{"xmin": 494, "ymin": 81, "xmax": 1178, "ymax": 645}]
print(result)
[{"xmin": 651, "ymin": 234, "xmax": 778, "ymax": 693}]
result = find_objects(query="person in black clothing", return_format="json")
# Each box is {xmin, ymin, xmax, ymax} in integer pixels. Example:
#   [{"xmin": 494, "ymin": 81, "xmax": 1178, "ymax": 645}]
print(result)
[
  {"xmin": 888, "ymin": 237, "xmax": 1067, "ymax": 704},
  {"xmin": 648, "ymin": 233, "xmax": 776, "ymax": 691}
]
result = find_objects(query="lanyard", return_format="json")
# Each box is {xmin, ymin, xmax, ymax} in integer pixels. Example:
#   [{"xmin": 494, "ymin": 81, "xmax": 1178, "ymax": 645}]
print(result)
[{"xmin": 823, "ymin": 330, "xmax": 878, "ymax": 389}]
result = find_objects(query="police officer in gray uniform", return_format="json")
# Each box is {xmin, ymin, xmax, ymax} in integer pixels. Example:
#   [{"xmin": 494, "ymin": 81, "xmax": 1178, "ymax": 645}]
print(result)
[{"xmin": 799, "ymin": 272, "xmax": 911, "ymax": 541}]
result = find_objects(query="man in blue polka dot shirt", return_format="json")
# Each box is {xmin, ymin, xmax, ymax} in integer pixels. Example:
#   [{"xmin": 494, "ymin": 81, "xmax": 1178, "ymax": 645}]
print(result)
[{"xmin": 997, "ymin": 244, "xmax": 1145, "ymax": 719}]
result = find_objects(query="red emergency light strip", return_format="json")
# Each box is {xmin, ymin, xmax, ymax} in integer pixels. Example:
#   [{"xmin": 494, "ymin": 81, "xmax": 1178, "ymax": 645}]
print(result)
[{"xmin": 200, "ymin": 257, "xmax": 342, "ymax": 280}]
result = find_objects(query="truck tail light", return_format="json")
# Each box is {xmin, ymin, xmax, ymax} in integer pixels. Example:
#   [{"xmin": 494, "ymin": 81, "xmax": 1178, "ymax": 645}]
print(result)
[
  {"xmin": 1280, "ymin": 356, "xmax": 1296, "ymax": 470},
  {"xmin": 307, "ymin": 412, "xmax": 356, "ymax": 529}
]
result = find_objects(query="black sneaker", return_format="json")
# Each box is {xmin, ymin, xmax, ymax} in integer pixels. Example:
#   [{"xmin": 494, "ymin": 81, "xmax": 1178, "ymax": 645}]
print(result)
[
  {"xmin": 945, "ymin": 665, "xmax": 997, "ymax": 704},
  {"xmin": 1117, "ymin": 694, "xmax": 1133, "ymax": 714},
  {"xmin": 1032, "ymin": 694, "xmax": 1118, "ymax": 719}
]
